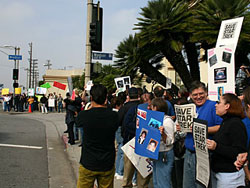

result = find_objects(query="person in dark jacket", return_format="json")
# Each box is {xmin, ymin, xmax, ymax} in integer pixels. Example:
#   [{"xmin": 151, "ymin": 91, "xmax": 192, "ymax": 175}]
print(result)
[
  {"xmin": 40, "ymin": 94, "xmax": 48, "ymax": 114},
  {"xmin": 66, "ymin": 104, "xmax": 77, "ymax": 145},
  {"xmin": 207, "ymin": 93, "xmax": 247, "ymax": 188}
]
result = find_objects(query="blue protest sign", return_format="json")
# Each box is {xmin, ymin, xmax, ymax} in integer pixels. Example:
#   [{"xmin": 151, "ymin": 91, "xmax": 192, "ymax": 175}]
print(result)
[{"xmin": 135, "ymin": 108, "xmax": 164, "ymax": 160}]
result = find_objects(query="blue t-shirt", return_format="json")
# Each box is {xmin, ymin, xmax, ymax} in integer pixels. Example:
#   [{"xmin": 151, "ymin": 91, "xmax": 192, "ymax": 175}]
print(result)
[
  {"xmin": 242, "ymin": 117, "xmax": 250, "ymax": 148},
  {"xmin": 185, "ymin": 100, "xmax": 222, "ymax": 151},
  {"xmin": 138, "ymin": 100, "xmax": 175, "ymax": 117}
]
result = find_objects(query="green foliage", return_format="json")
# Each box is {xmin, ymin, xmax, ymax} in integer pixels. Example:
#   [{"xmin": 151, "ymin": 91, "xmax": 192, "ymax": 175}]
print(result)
[
  {"xmin": 92, "ymin": 65, "xmax": 122, "ymax": 91},
  {"xmin": 72, "ymin": 74, "xmax": 85, "ymax": 90}
]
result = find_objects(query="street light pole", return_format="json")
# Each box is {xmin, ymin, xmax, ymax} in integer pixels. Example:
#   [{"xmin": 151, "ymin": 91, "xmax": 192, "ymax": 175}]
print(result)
[{"xmin": 84, "ymin": 0, "xmax": 93, "ymax": 84}]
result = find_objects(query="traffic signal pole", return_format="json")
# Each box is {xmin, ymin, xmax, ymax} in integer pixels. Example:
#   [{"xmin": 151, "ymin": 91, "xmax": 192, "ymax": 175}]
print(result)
[{"xmin": 84, "ymin": 0, "xmax": 93, "ymax": 84}]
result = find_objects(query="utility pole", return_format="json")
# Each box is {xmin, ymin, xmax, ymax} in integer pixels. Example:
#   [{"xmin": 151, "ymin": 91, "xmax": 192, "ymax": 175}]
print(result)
[
  {"xmin": 44, "ymin": 60, "xmax": 52, "ymax": 70},
  {"xmin": 84, "ymin": 0, "xmax": 93, "ymax": 84},
  {"xmin": 32, "ymin": 59, "xmax": 38, "ymax": 88},
  {"xmin": 28, "ymin": 42, "xmax": 32, "ymax": 88}
]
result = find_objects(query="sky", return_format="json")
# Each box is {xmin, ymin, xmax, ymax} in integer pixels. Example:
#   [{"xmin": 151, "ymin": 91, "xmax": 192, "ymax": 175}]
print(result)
[{"xmin": 0, "ymin": 0, "xmax": 148, "ymax": 91}]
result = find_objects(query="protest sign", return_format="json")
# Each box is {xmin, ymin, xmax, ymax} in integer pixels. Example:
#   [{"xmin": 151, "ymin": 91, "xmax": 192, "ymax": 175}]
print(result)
[
  {"xmin": 175, "ymin": 104, "xmax": 196, "ymax": 133},
  {"xmin": 114, "ymin": 76, "xmax": 131, "ymax": 91},
  {"xmin": 15, "ymin": 88, "xmax": 21, "ymax": 95},
  {"xmin": 135, "ymin": 108, "xmax": 164, "ymax": 160},
  {"xmin": 193, "ymin": 118, "xmax": 209, "ymax": 188},
  {"xmin": 53, "ymin": 81, "xmax": 66, "ymax": 90},
  {"xmin": 2, "ymin": 88, "xmax": 9, "ymax": 95},
  {"xmin": 166, "ymin": 78, "xmax": 172, "ymax": 89},
  {"xmin": 67, "ymin": 77, "xmax": 73, "ymax": 95},
  {"xmin": 216, "ymin": 17, "xmax": 244, "ymax": 52},
  {"xmin": 48, "ymin": 98, "xmax": 55, "ymax": 107},
  {"xmin": 207, "ymin": 45, "xmax": 235, "ymax": 101},
  {"xmin": 86, "ymin": 80, "xmax": 93, "ymax": 91},
  {"xmin": 36, "ymin": 87, "xmax": 47, "ymax": 94},
  {"xmin": 28, "ymin": 88, "xmax": 35, "ymax": 96},
  {"xmin": 121, "ymin": 138, "xmax": 153, "ymax": 178}
]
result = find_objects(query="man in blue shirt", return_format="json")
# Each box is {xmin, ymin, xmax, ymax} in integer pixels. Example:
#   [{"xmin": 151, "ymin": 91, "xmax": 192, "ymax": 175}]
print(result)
[{"xmin": 183, "ymin": 81, "xmax": 222, "ymax": 188}]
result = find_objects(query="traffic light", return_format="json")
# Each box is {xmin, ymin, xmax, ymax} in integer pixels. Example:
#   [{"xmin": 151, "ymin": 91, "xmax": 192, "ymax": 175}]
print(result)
[
  {"xmin": 89, "ymin": 4, "xmax": 103, "ymax": 51},
  {"xmin": 13, "ymin": 69, "xmax": 19, "ymax": 80},
  {"xmin": 13, "ymin": 82, "xmax": 19, "ymax": 88}
]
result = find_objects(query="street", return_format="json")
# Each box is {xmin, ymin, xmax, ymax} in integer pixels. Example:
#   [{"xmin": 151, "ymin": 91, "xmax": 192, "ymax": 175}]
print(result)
[{"xmin": 0, "ymin": 109, "xmax": 77, "ymax": 188}]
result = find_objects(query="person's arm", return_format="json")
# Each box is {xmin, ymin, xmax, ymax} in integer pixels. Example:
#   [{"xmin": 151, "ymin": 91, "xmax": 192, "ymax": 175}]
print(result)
[
  {"xmin": 208, "ymin": 125, "xmax": 220, "ymax": 134},
  {"xmin": 160, "ymin": 117, "xmax": 175, "ymax": 145}
]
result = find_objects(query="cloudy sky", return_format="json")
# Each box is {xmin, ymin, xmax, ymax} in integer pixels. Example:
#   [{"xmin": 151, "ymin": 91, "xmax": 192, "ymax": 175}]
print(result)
[{"xmin": 0, "ymin": 0, "xmax": 148, "ymax": 91}]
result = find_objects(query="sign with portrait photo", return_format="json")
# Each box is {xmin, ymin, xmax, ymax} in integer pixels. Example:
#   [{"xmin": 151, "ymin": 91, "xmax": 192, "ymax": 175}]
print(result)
[
  {"xmin": 207, "ymin": 45, "xmax": 235, "ymax": 101},
  {"xmin": 135, "ymin": 108, "xmax": 164, "ymax": 160},
  {"xmin": 28, "ymin": 88, "xmax": 35, "ymax": 96},
  {"xmin": 114, "ymin": 76, "xmax": 131, "ymax": 91},
  {"xmin": 121, "ymin": 138, "xmax": 153, "ymax": 178}
]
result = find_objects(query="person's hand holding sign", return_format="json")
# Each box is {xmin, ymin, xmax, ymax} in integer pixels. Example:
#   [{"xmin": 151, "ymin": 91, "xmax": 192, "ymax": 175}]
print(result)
[
  {"xmin": 206, "ymin": 139, "xmax": 217, "ymax": 150},
  {"xmin": 159, "ymin": 126, "xmax": 167, "ymax": 144}
]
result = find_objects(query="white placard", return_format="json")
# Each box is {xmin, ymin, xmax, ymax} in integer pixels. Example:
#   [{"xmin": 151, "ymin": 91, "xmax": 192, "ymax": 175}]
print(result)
[
  {"xmin": 48, "ymin": 98, "xmax": 55, "ymax": 107},
  {"xmin": 86, "ymin": 80, "xmax": 93, "ymax": 91},
  {"xmin": 216, "ymin": 17, "xmax": 244, "ymax": 52},
  {"xmin": 207, "ymin": 45, "xmax": 235, "ymax": 101},
  {"xmin": 28, "ymin": 88, "xmax": 35, "ymax": 96},
  {"xmin": 193, "ymin": 118, "xmax": 209, "ymax": 188},
  {"xmin": 114, "ymin": 76, "xmax": 131, "ymax": 91},
  {"xmin": 36, "ymin": 87, "xmax": 47, "ymax": 94},
  {"xmin": 174, "ymin": 104, "xmax": 196, "ymax": 132},
  {"xmin": 121, "ymin": 138, "xmax": 153, "ymax": 178}
]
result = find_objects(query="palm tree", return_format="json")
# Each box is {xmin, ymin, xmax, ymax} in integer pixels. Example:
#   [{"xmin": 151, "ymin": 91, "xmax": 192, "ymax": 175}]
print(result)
[
  {"xmin": 135, "ymin": 0, "xmax": 198, "ymax": 89},
  {"xmin": 189, "ymin": 0, "xmax": 250, "ymax": 70},
  {"xmin": 114, "ymin": 34, "xmax": 179, "ymax": 93}
]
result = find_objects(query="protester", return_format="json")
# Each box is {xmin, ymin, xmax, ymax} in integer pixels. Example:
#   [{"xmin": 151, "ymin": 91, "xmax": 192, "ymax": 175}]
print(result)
[
  {"xmin": 76, "ymin": 84, "xmax": 119, "ymax": 188},
  {"xmin": 120, "ymin": 87, "xmax": 151, "ymax": 188},
  {"xmin": 40, "ymin": 94, "xmax": 48, "ymax": 114},
  {"xmin": 27, "ymin": 96, "xmax": 34, "ymax": 112},
  {"xmin": 151, "ymin": 97, "xmax": 175, "ymax": 188},
  {"xmin": 3, "ymin": 94, "xmax": 11, "ymax": 112},
  {"xmin": 63, "ymin": 92, "xmax": 73, "ymax": 133},
  {"xmin": 57, "ymin": 93, "xmax": 63, "ymax": 113},
  {"xmin": 207, "ymin": 93, "xmax": 247, "ymax": 187},
  {"xmin": 66, "ymin": 103, "xmax": 77, "ymax": 145},
  {"xmin": 234, "ymin": 86, "xmax": 250, "ymax": 186},
  {"xmin": 182, "ymin": 81, "xmax": 222, "ymax": 188}
]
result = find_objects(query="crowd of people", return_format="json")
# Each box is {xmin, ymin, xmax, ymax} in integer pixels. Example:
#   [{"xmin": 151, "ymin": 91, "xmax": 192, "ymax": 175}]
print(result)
[
  {"xmin": 70, "ymin": 81, "xmax": 250, "ymax": 188},
  {"xmin": 0, "ymin": 92, "xmax": 65, "ymax": 113},
  {"xmin": 2, "ymin": 81, "xmax": 250, "ymax": 188}
]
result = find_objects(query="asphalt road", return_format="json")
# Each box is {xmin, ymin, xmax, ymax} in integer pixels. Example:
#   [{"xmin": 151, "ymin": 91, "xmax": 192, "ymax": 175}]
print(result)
[{"xmin": 0, "ymin": 113, "xmax": 49, "ymax": 188}]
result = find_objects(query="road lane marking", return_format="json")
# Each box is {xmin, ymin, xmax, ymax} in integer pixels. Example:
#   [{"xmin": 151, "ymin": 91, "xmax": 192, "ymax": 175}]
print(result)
[{"xmin": 0, "ymin": 144, "xmax": 43, "ymax": 149}]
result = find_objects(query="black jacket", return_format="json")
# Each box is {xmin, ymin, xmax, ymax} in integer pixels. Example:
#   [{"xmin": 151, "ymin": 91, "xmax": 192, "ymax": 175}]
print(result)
[{"xmin": 211, "ymin": 114, "xmax": 247, "ymax": 173}]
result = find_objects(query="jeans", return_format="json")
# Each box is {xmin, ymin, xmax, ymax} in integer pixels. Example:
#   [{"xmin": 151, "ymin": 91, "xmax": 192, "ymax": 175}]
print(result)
[
  {"xmin": 153, "ymin": 149, "xmax": 174, "ymax": 188},
  {"xmin": 211, "ymin": 169, "xmax": 245, "ymax": 188},
  {"xmin": 115, "ymin": 142, "xmax": 124, "ymax": 176},
  {"xmin": 4, "ymin": 102, "xmax": 10, "ymax": 112},
  {"xmin": 79, "ymin": 127, "xmax": 83, "ymax": 144},
  {"xmin": 172, "ymin": 158, "xmax": 184, "ymax": 188},
  {"xmin": 58, "ymin": 102, "xmax": 63, "ymax": 112},
  {"xmin": 183, "ymin": 150, "xmax": 203, "ymax": 188}
]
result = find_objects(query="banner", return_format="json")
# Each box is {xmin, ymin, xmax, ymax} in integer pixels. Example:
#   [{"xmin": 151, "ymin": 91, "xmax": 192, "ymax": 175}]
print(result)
[
  {"xmin": 40, "ymin": 82, "xmax": 51, "ymax": 89},
  {"xmin": 121, "ymin": 138, "xmax": 153, "ymax": 178},
  {"xmin": 15, "ymin": 88, "xmax": 21, "ymax": 95},
  {"xmin": 135, "ymin": 108, "xmax": 164, "ymax": 160},
  {"xmin": 193, "ymin": 118, "xmax": 209, "ymax": 188},
  {"xmin": 2, "ymin": 88, "xmax": 9, "ymax": 95},
  {"xmin": 36, "ymin": 87, "xmax": 47, "ymax": 94},
  {"xmin": 28, "ymin": 88, "xmax": 35, "ymax": 96},
  {"xmin": 207, "ymin": 45, "xmax": 235, "ymax": 101},
  {"xmin": 53, "ymin": 81, "xmax": 66, "ymax": 90},
  {"xmin": 114, "ymin": 76, "xmax": 131, "ymax": 91},
  {"xmin": 216, "ymin": 17, "xmax": 244, "ymax": 52},
  {"xmin": 174, "ymin": 104, "xmax": 196, "ymax": 133}
]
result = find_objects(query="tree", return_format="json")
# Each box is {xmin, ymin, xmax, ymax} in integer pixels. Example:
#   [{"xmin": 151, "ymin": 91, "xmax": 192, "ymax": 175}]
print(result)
[{"xmin": 189, "ymin": 0, "xmax": 250, "ymax": 71}]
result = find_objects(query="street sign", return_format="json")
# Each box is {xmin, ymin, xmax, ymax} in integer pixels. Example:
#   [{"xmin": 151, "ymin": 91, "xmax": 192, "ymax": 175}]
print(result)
[
  {"xmin": 92, "ymin": 52, "xmax": 113, "ymax": 60},
  {"xmin": 8, "ymin": 55, "xmax": 22, "ymax": 60}
]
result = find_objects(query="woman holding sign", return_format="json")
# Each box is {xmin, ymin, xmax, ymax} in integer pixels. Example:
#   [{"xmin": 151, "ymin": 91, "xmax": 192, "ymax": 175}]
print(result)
[
  {"xmin": 151, "ymin": 97, "xmax": 175, "ymax": 188},
  {"xmin": 207, "ymin": 93, "xmax": 247, "ymax": 188}
]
